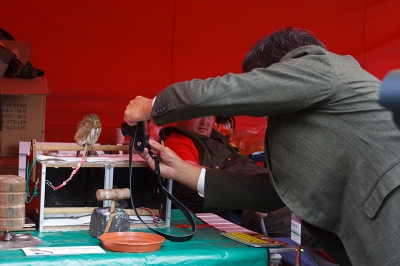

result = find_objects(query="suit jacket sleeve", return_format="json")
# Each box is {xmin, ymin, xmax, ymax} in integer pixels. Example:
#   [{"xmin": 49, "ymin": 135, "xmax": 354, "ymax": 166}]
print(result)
[
  {"xmin": 203, "ymin": 170, "xmax": 285, "ymax": 212},
  {"xmin": 152, "ymin": 45, "xmax": 335, "ymax": 125}
]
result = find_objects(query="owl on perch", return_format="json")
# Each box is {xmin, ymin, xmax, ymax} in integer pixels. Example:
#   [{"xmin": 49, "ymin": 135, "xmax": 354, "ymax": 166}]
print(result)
[{"xmin": 74, "ymin": 113, "xmax": 102, "ymax": 157}]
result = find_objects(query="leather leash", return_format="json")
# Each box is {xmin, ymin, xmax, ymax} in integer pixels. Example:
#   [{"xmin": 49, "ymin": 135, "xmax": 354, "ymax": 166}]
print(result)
[{"xmin": 127, "ymin": 136, "xmax": 197, "ymax": 242}]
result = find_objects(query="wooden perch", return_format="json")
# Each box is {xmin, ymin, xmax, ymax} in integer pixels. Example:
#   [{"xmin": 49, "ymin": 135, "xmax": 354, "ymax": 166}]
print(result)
[{"xmin": 26, "ymin": 139, "xmax": 131, "ymax": 182}]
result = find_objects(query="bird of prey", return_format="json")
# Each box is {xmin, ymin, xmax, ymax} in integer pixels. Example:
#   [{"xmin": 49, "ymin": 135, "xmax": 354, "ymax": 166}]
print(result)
[{"xmin": 74, "ymin": 113, "xmax": 102, "ymax": 157}]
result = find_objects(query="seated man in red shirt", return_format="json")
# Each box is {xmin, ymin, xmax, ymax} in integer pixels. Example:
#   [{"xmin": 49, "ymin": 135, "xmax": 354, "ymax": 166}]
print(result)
[
  {"xmin": 159, "ymin": 115, "xmax": 264, "ymax": 225},
  {"xmin": 159, "ymin": 116, "xmax": 319, "ymax": 250}
]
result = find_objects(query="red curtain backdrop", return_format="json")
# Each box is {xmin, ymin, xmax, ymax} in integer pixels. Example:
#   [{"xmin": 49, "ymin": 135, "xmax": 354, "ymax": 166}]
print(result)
[{"xmin": 1, "ymin": 0, "xmax": 399, "ymax": 143}]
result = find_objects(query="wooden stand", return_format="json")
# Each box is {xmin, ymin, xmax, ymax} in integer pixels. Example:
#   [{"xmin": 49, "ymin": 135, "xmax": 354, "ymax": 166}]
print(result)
[{"xmin": 25, "ymin": 139, "xmax": 172, "ymax": 232}]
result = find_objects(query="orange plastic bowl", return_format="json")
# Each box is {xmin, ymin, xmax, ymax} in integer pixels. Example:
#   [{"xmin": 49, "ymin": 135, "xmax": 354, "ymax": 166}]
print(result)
[{"xmin": 99, "ymin": 232, "xmax": 165, "ymax": 253}]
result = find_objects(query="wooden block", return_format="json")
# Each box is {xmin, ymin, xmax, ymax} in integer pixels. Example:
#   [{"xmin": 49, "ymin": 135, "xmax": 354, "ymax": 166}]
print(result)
[
  {"xmin": 0, "ymin": 175, "xmax": 26, "ymax": 229},
  {"xmin": 0, "ymin": 217, "xmax": 24, "ymax": 230},
  {"xmin": 0, "ymin": 175, "xmax": 26, "ymax": 192},
  {"xmin": 0, "ymin": 206, "xmax": 25, "ymax": 218},
  {"xmin": 0, "ymin": 192, "xmax": 25, "ymax": 204}
]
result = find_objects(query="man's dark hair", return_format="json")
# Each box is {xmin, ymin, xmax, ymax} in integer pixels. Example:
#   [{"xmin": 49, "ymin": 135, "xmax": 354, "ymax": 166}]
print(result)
[{"xmin": 242, "ymin": 27, "xmax": 326, "ymax": 72}]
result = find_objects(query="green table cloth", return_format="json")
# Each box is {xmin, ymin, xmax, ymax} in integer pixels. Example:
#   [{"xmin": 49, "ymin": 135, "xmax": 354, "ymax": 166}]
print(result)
[{"xmin": 0, "ymin": 210, "xmax": 269, "ymax": 265}]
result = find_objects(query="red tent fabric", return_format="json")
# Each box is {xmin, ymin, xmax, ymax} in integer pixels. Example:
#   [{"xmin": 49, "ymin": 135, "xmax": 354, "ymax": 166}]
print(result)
[{"xmin": 1, "ymin": 0, "xmax": 399, "ymax": 143}]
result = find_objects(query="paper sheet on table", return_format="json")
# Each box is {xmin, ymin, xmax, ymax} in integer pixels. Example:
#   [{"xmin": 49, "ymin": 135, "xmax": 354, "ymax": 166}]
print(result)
[
  {"xmin": 23, "ymin": 246, "xmax": 105, "ymax": 256},
  {"xmin": 196, "ymin": 213, "xmax": 256, "ymax": 234}
]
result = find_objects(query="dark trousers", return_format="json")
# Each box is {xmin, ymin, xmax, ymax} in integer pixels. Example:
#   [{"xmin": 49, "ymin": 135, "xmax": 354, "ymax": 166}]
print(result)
[{"xmin": 303, "ymin": 222, "xmax": 352, "ymax": 266}]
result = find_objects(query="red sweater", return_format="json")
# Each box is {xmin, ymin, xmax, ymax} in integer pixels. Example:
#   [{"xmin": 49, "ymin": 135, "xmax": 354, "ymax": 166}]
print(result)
[{"xmin": 164, "ymin": 132, "xmax": 200, "ymax": 164}]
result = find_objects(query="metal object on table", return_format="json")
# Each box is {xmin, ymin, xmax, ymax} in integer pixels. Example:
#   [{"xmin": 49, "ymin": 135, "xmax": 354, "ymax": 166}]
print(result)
[
  {"xmin": 2, "ymin": 230, "xmax": 31, "ymax": 241},
  {"xmin": 89, "ymin": 188, "xmax": 131, "ymax": 238},
  {"xmin": 0, "ymin": 231, "xmax": 41, "ymax": 250},
  {"xmin": 2, "ymin": 230, "xmax": 12, "ymax": 241}
]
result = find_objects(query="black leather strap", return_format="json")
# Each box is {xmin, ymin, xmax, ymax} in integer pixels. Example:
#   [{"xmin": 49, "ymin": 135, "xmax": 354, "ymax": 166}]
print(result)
[{"xmin": 128, "ymin": 137, "xmax": 197, "ymax": 242}]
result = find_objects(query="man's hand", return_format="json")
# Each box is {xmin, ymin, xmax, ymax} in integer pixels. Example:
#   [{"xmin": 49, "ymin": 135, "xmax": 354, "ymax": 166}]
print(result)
[
  {"xmin": 252, "ymin": 211, "xmax": 268, "ymax": 220},
  {"xmin": 124, "ymin": 96, "xmax": 154, "ymax": 125},
  {"xmin": 140, "ymin": 139, "xmax": 202, "ymax": 191}
]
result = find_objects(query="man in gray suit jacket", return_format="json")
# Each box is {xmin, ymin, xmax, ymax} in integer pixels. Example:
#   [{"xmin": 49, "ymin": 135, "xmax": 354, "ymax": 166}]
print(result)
[{"xmin": 124, "ymin": 27, "xmax": 400, "ymax": 266}]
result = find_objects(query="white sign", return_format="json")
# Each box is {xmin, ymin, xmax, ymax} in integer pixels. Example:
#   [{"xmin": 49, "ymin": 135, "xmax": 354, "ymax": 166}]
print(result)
[
  {"xmin": 23, "ymin": 246, "xmax": 105, "ymax": 256},
  {"xmin": 290, "ymin": 213, "xmax": 302, "ymax": 245}
]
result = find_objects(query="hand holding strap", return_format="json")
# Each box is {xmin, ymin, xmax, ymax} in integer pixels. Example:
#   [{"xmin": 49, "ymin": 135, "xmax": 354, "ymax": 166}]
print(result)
[{"xmin": 128, "ymin": 137, "xmax": 197, "ymax": 242}]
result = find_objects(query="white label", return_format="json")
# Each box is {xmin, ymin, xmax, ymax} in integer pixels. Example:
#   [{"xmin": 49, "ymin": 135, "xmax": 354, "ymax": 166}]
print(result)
[
  {"xmin": 290, "ymin": 213, "xmax": 302, "ymax": 245},
  {"xmin": 23, "ymin": 246, "xmax": 105, "ymax": 256}
]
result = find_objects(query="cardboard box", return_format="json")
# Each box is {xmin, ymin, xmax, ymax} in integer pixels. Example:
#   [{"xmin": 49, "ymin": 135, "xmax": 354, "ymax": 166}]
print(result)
[{"xmin": 0, "ymin": 40, "xmax": 50, "ymax": 157}]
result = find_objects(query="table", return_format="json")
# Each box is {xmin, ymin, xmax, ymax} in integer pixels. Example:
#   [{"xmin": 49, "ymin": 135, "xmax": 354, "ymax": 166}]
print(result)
[{"xmin": 0, "ymin": 210, "xmax": 269, "ymax": 265}]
